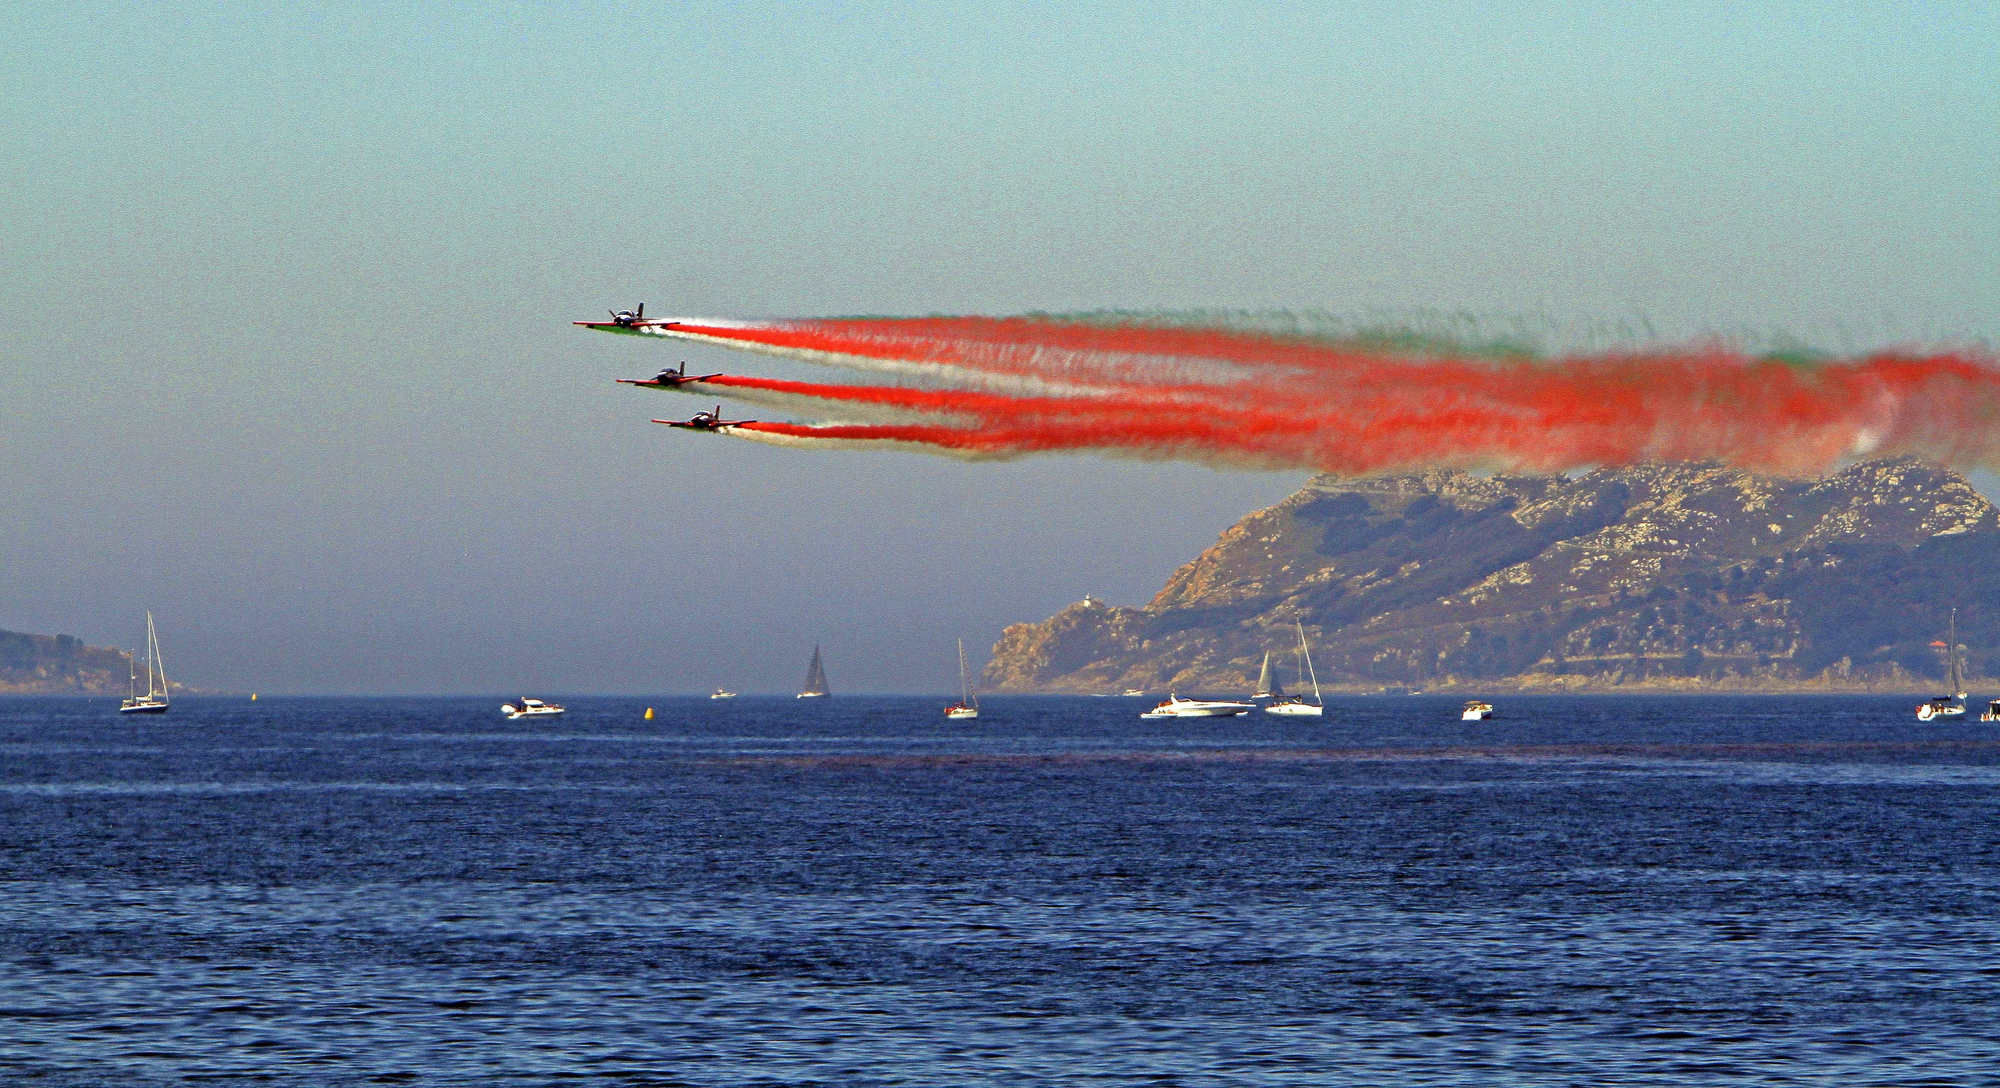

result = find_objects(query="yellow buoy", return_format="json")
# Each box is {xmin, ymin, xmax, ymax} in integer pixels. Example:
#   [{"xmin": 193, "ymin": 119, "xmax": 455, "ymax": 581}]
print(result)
[
  {"xmin": 644, "ymin": 707, "xmax": 654, "ymax": 720},
  {"xmin": 250, "ymin": 693, "xmax": 258, "ymax": 701}
]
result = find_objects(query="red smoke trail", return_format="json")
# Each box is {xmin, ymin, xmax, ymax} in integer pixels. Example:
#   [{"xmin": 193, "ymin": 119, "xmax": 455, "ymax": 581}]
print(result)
[{"xmin": 651, "ymin": 317, "xmax": 2000, "ymax": 475}]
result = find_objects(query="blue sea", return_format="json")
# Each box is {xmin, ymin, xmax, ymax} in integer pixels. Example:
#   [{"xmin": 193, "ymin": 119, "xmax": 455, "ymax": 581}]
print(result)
[{"xmin": 2, "ymin": 694, "xmax": 1998, "ymax": 1085}]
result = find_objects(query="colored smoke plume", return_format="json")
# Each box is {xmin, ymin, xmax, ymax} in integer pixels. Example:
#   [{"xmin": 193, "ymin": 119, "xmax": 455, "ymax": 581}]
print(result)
[{"xmin": 617, "ymin": 315, "xmax": 2000, "ymax": 476}]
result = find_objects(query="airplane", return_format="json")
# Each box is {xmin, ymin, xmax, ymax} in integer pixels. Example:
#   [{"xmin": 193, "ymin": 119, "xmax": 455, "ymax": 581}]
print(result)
[
  {"xmin": 655, "ymin": 405, "xmax": 755, "ymax": 431},
  {"xmin": 573, "ymin": 303, "xmax": 681, "ymax": 332},
  {"xmin": 616, "ymin": 362, "xmax": 722, "ymax": 389}
]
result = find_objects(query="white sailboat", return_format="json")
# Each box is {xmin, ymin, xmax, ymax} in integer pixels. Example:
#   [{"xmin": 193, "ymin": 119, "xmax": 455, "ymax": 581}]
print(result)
[
  {"xmin": 1252, "ymin": 651, "xmax": 1285, "ymax": 700},
  {"xmin": 1917, "ymin": 608, "xmax": 1968, "ymax": 721},
  {"xmin": 945, "ymin": 638, "xmax": 979, "ymax": 720},
  {"xmin": 119, "ymin": 612, "xmax": 171, "ymax": 715},
  {"xmin": 1264, "ymin": 622, "xmax": 1323, "ymax": 717},
  {"xmin": 797, "ymin": 645, "xmax": 830, "ymax": 699}
]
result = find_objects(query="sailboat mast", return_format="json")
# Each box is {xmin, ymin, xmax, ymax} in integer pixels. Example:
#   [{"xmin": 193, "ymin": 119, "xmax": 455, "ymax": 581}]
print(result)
[
  {"xmin": 957, "ymin": 638, "xmax": 976, "ymax": 707},
  {"xmin": 1950, "ymin": 607, "xmax": 1962, "ymax": 696},
  {"xmin": 147, "ymin": 611, "xmax": 167, "ymax": 701},
  {"xmin": 1297, "ymin": 622, "xmax": 1322, "ymax": 702}
]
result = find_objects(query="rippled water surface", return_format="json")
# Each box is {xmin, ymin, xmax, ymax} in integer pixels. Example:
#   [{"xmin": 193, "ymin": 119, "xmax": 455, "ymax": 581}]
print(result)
[{"xmin": 3, "ymin": 694, "xmax": 1999, "ymax": 1085}]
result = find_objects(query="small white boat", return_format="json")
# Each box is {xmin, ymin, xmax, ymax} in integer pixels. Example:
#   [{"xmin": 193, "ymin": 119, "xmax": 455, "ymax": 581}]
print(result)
[
  {"xmin": 1123, "ymin": 688, "xmax": 1146, "ymax": 697},
  {"xmin": 1462, "ymin": 700, "xmax": 1495, "ymax": 721},
  {"xmin": 710, "ymin": 688, "xmax": 737, "ymax": 700},
  {"xmin": 1917, "ymin": 698, "xmax": 1964, "ymax": 722},
  {"xmin": 1140, "ymin": 694, "xmax": 1255, "ymax": 720},
  {"xmin": 501, "ymin": 698, "xmax": 564, "ymax": 719},
  {"xmin": 1264, "ymin": 622, "xmax": 1324, "ymax": 718},
  {"xmin": 119, "ymin": 611, "xmax": 171, "ymax": 715},
  {"xmin": 945, "ymin": 638, "xmax": 980, "ymax": 720},
  {"xmin": 1979, "ymin": 700, "xmax": 2000, "ymax": 722},
  {"xmin": 1917, "ymin": 609, "xmax": 1968, "ymax": 721}
]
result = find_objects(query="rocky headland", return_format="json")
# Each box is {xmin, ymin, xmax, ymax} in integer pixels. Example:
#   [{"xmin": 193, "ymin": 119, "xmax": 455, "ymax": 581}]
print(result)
[
  {"xmin": 0, "ymin": 629, "xmax": 159, "ymax": 695},
  {"xmin": 985, "ymin": 458, "xmax": 1998, "ymax": 694}
]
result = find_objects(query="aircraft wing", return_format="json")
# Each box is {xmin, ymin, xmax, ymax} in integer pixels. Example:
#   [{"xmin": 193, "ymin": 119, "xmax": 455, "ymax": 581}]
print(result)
[{"xmin": 574, "ymin": 319, "xmax": 682, "ymax": 331}]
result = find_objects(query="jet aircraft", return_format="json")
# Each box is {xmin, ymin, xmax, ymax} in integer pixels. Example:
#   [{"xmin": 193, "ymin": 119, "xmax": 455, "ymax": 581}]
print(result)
[
  {"xmin": 656, "ymin": 405, "xmax": 754, "ymax": 431},
  {"xmin": 574, "ymin": 303, "xmax": 680, "ymax": 332},
  {"xmin": 616, "ymin": 362, "xmax": 722, "ymax": 389}
]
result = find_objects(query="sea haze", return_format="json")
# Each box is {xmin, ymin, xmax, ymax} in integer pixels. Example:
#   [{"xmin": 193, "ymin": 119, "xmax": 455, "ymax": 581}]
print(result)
[{"xmin": 2, "ymin": 695, "xmax": 1998, "ymax": 1084}]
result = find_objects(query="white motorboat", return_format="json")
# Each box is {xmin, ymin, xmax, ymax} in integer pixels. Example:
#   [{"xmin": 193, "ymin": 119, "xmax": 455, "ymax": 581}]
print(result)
[
  {"xmin": 1979, "ymin": 700, "xmax": 2000, "ymax": 722},
  {"xmin": 710, "ymin": 688, "xmax": 737, "ymax": 700},
  {"xmin": 1264, "ymin": 622, "xmax": 1324, "ymax": 718},
  {"xmin": 119, "ymin": 612, "xmax": 171, "ymax": 715},
  {"xmin": 1462, "ymin": 700, "xmax": 1495, "ymax": 721},
  {"xmin": 1140, "ymin": 694, "xmax": 1255, "ymax": 719},
  {"xmin": 502, "ymin": 698, "xmax": 564, "ymax": 719},
  {"xmin": 945, "ymin": 638, "xmax": 980, "ymax": 720},
  {"xmin": 1916, "ymin": 608, "xmax": 1968, "ymax": 721},
  {"xmin": 797, "ymin": 645, "xmax": 831, "ymax": 699},
  {"xmin": 1123, "ymin": 688, "xmax": 1146, "ymax": 697}
]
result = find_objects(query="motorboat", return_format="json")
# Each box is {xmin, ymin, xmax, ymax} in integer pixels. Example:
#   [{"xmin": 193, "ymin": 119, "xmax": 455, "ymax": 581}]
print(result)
[
  {"xmin": 1139, "ymin": 694, "xmax": 1255, "ymax": 720},
  {"xmin": 1123, "ymin": 688, "xmax": 1146, "ymax": 697},
  {"xmin": 119, "ymin": 612, "xmax": 171, "ymax": 715},
  {"xmin": 1264, "ymin": 622, "xmax": 1324, "ymax": 718},
  {"xmin": 502, "ymin": 698, "xmax": 564, "ymax": 719},
  {"xmin": 1462, "ymin": 700, "xmax": 1495, "ymax": 721},
  {"xmin": 945, "ymin": 638, "xmax": 980, "ymax": 720},
  {"xmin": 1916, "ymin": 608, "xmax": 1968, "ymax": 721},
  {"xmin": 710, "ymin": 688, "xmax": 737, "ymax": 700},
  {"xmin": 1979, "ymin": 700, "xmax": 2000, "ymax": 722}
]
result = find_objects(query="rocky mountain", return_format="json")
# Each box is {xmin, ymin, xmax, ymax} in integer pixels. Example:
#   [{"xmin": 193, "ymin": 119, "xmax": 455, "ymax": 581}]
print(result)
[
  {"xmin": 0, "ymin": 629, "xmax": 149, "ymax": 695},
  {"xmin": 985, "ymin": 458, "xmax": 2000, "ymax": 693}
]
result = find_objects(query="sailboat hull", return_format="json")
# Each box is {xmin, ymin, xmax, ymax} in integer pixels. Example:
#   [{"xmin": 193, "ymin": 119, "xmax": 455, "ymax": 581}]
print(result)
[
  {"xmin": 119, "ymin": 701, "xmax": 170, "ymax": 714},
  {"xmin": 796, "ymin": 692, "xmax": 829, "ymax": 699},
  {"xmin": 1263, "ymin": 701, "xmax": 1322, "ymax": 717}
]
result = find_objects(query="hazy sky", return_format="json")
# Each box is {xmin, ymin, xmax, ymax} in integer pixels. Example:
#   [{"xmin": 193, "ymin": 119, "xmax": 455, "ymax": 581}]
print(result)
[{"xmin": 5, "ymin": 2, "xmax": 1996, "ymax": 693}]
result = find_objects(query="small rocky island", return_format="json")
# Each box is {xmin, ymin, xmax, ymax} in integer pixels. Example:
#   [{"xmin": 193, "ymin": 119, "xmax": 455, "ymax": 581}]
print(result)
[{"xmin": 985, "ymin": 458, "xmax": 1997, "ymax": 694}]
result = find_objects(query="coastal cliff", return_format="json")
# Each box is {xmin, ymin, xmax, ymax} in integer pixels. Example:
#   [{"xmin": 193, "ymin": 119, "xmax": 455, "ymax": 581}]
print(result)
[
  {"xmin": 985, "ymin": 458, "xmax": 2000, "ymax": 694},
  {"xmin": 0, "ymin": 629, "xmax": 157, "ymax": 695}
]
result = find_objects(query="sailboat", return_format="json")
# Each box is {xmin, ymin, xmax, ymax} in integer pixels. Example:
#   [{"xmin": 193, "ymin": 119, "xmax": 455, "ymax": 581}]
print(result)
[
  {"xmin": 945, "ymin": 638, "xmax": 979, "ymax": 720},
  {"xmin": 119, "ymin": 612, "xmax": 171, "ymax": 715},
  {"xmin": 797, "ymin": 645, "xmax": 830, "ymax": 699},
  {"xmin": 1252, "ymin": 651, "xmax": 1285, "ymax": 700},
  {"xmin": 1264, "ymin": 622, "xmax": 1323, "ymax": 717},
  {"xmin": 1917, "ymin": 608, "xmax": 1968, "ymax": 721}
]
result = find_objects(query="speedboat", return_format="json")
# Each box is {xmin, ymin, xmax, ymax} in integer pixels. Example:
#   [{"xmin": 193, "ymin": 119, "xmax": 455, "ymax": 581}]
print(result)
[
  {"xmin": 710, "ymin": 688, "xmax": 737, "ymax": 700},
  {"xmin": 1123, "ymin": 688, "xmax": 1147, "ymax": 697},
  {"xmin": 1139, "ymin": 694, "xmax": 1255, "ymax": 720},
  {"xmin": 501, "ymin": 698, "xmax": 564, "ymax": 719},
  {"xmin": 1980, "ymin": 700, "xmax": 2000, "ymax": 722},
  {"xmin": 1462, "ymin": 700, "xmax": 1495, "ymax": 721}
]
